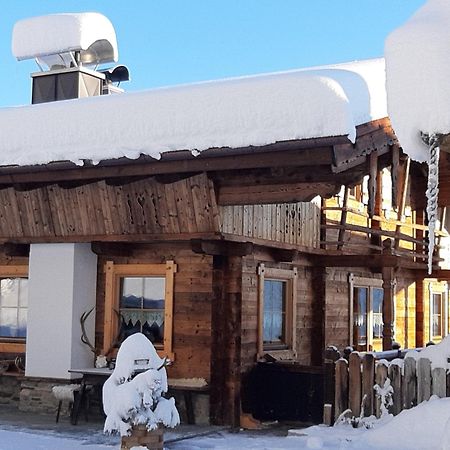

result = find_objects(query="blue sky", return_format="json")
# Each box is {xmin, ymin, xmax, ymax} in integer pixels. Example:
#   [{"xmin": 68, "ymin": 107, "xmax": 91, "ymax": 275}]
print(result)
[{"xmin": 0, "ymin": 1, "xmax": 425, "ymax": 107}]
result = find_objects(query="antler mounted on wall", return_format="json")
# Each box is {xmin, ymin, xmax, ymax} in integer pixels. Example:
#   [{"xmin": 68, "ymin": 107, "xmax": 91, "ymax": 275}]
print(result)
[{"xmin": 80, "ymin": 307, "xmax": 124, "ymax": 368}]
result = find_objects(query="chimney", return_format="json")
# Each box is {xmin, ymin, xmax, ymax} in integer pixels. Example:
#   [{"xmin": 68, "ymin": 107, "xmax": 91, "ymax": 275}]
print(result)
[{"xmin": 12, "ymin": 13, "xmax": 129, "ymax": 104}]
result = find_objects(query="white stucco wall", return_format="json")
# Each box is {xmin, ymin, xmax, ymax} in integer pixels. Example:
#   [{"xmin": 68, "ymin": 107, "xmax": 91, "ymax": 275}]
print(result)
[{"xmin": 25, "ymin": 243, "xmax": 97, "ymax": 379}]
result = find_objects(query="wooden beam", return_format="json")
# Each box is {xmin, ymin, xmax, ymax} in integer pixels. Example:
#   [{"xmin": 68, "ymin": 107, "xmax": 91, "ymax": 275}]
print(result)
[
  {"xmin": 1, "ymin": 243, "xmax": 29, "ymax": 257},
  {"xmin": 191, "ymin": 239, "xmax": 254, "ymax": 257},
  {"xmin": 394, "ymin": 157, "xmax": 411, "ymax": 250},
  {"xmin": 210, "ymin": 255, "xmax": 242, "ymax": 426},
  {"xmin": 268, "ymin": 248, "xmax": 298, "ymax": 262},
  {"xmin": 91, "ymin": 242, "xmax": 134, "ymax": 256},
  {"xmin": 382, "ymin": 239, "xmax": 395, "ymax": 350},
  {"xmin": 217, "ymin": 182, "xmax": 340, "ymax": 205},
  {"xmin": 2, "ymin": 232, "xmax": 224, "ymax": 245},
  {"xmin": 368, "ymin": 151, "xmax": 378, "ymax": 218},
  {"xmin": 0, "ymin": 145, "xmax": 336, "ymax": 186},
  {"xmin": 313, "ymin": 253, "xmax": 399, "ymax": 269},
  {"xmin": 337, "ymin": 186, "xmax": 350, "ymax": 250},
  {"xmin": 391, "ymin": 145, "xmax": 400, "ymax": 210}
]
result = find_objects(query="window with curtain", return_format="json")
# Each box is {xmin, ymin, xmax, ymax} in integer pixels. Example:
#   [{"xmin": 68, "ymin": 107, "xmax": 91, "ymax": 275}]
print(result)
[{"xmin": 0, "ymin": 277, "xmax": 28, "ymax": 340}]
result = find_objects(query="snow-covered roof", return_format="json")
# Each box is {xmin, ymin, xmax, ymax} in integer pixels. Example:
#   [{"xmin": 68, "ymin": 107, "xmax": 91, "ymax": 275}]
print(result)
[
  {"xmin": 0, "ymin": 58, "xmax": 386, "ymax": 168},
  {"xmin": 385, "ymin": 0, "xmax": 450, "ymax": 162},
  {"xmin": 12, "ymin": 13, "xmax": 118, "ymax": 66}
]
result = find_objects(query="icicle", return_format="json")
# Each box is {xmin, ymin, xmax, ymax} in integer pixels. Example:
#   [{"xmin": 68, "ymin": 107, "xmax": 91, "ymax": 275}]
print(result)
[{"xmin": 422, "ymin": 133, "xmax": 441, "ymax": 274}]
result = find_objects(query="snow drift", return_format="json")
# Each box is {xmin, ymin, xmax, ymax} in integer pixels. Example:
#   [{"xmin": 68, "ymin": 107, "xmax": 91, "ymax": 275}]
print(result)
[{"xmin": 385, "ymin": 0, "xmax": 450, "ymax": 162}]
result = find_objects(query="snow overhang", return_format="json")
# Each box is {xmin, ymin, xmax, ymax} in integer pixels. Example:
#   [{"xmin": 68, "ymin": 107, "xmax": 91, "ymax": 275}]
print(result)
[
  {"xmin": 0, "ymin": 58, "xmax": 386, "ymax": 168},
  {"xmin": 12, "ymin": 13, "xmax": 118, "ymax": 66},
  {"xmin": 385, "ymin": 0, "xmax": 450, "ymax": 162}
]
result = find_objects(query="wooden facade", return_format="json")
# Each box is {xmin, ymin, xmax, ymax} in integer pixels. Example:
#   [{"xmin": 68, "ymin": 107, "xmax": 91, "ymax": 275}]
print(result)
[{"xmin": 1, "ymin": 116, "xmax": 449, "ymax": 426}]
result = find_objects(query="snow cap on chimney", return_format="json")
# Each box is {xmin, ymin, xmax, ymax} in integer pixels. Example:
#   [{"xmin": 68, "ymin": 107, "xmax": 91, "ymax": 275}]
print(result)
[{"xmin": 12, "ymin": 12, "xmax": 118, "ymax": 69}]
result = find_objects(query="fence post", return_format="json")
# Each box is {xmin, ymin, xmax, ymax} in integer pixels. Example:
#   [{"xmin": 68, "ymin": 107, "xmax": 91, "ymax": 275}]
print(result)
[
  {"xmin": 375, "ymin": 362, "xmax": 388, "ymax": 418},
  {"xmin": 403, "ymin": 356, "xmax": 417, "ymax": 409},
  {"xmin": 348, "ymin": 352, "xmax": 362, "ymax": 418},
  {"xmin": 432, "ymin": 367, "xmax": 446, "ymax": 398},
  {"xmin": 323, "ymin": 346, "xmax": 340, "ymax": 424},
  {"xmin": 417, "ymin": 358, "xmax": 431, "ymax": 403},
  {"xmin": 388, "ymin": 364, "xmax": 402, "ymax": 415},
  {"xmin": 362, "ymin": 354, "xmax": 375, "ymax": 417},
  {"xmin": 334, "ymin": 358, "xmax": 349, "ymax": 421}
]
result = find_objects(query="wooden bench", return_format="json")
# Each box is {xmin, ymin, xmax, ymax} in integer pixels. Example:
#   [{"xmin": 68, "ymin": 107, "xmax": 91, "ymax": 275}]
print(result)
[{"xmin": 168, "ymin": 378, "xmax": 209, "ymax": 425}]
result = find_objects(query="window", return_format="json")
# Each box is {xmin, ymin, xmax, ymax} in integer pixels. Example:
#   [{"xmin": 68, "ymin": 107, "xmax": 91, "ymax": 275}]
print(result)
[
  {"xmin": 432, "ymin": 293, "xmax": 443, "ymax": 339},
  {"xmin": 429, "ymin": 282, "xmax": 448, "ymax": 342},
  {"xmin": 349, "ymin": 275, "xmax": 384, "ymax": 351},
  {"xmin": 348, "ymin": 184, "xmax": 362, "ymax": 202},
  {"xmin": 103, "ymin": 261, "xmax": 176, "ymax": 359},
  {"xmin": 258, "ymin": 264, "xmax": 297, "ymax": 358},
  {"xmin": 119, "ymin": 277, "xmax": 166, "ymax": 344},
  {"xmin": 0, "ymin": 266, "xmax": 28, "ymax": 353}
]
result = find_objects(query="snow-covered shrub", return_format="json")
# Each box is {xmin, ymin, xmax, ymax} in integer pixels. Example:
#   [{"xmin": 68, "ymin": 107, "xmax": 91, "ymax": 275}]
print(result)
[{"xmin": 103, "ymin": 332, "xmax": 180, "ymax": 436}]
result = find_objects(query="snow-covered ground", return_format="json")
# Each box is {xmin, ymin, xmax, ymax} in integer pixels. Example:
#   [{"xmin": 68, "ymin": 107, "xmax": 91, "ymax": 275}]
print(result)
[{"xmin": 1, "ymin": 396, "xmax": 450, "ymax": 449}]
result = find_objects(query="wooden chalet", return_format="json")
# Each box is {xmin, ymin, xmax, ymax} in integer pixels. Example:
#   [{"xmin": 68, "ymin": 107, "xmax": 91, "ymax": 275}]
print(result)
[
  {"xmin": 0, "ymin": 21, "xmax": 448, "ymax": 425},
  {"xmin": 1, "ymin": 110, "xmax": 446, "ymax": 425}
]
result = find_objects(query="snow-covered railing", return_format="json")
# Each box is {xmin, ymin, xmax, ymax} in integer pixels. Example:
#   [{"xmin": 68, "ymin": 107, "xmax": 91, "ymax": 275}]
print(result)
[{"xmin": 329, "ymin": 345, "xmax": 449, "ymax": 426}]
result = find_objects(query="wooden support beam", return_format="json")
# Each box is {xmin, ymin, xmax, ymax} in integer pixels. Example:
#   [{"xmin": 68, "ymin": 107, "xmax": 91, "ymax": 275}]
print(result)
[
  {"xmin": 391, "ymin": 145, "xmax": 400, "ymax": 210},
  {"xmin": 382, "ymin": 239, "xmax": 396, "ymax": 350},
  {"xmin": 191, "ymin": 239, "xmax": 253, "ymax": 257},
  {"xmin": 0, "ymin": 144, "xmax": 336, "ymax": 186},
  {"xmin": 91, "ymin": 242, "xmax": 134, "ymax": 257},
  {"xmin": 337, "ymin": 186, "xmax": 349, "ymax": 250},
  {"xmin": 394, "ymin": 157, "xmax": 411, "ymax": 250},
  {"xmin": 268, "ymin": 248, "xmax": 298, "ymax": 262},
  {"xmin": 217, "ymin": 181, "xmax": 340, "ymax": 205},
  {"xmin": 313, "ymin": 253, "xmax": 399, "ymax": 269},
  {"xmin": 436, "ymin": 206, "xmax": 447, "ymax": 252},
  {"xmin": 1, "ymin": 243, "xmax": 30, "ymax": 257},
  {"xmin": 368, "ymin": 151, "xmax": 378, "ymax": 218},
  {"xmin": 210, "ymin": 255, "xmax": 242, "ymax": 427}
]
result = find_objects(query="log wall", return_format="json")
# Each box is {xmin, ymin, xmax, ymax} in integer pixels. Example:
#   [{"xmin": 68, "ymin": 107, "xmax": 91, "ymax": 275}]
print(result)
[
  {"xmin": 323, "ymin": 268, "xmax": 417, "ymax": 351},
  {"xmin": 95, "ymin": 243, "xmax": 213, "ymax": 381},
  {"xmin": 240, "ymin": 256, "xmax": 316, "ymax": 372}
]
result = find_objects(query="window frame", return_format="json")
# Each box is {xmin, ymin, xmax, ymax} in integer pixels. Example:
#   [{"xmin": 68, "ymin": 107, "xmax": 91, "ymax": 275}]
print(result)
[
  {"xmin": 349, "ymin": 275, "xmax": 385, "ymax": 352},
  {"xmin": 0, "ymin": 265, "xmax": 28, "ymax": 354},
  {"xmin": 257, "ymin": 264, "xmax": 297, "ymax": 359},
  {"xmin": 103, "ymin": 261, "xmax": 176, "ymax": 360},
  {"xmin": 429, "ymin": 282, "xmax": 448, "ymax": 342}
]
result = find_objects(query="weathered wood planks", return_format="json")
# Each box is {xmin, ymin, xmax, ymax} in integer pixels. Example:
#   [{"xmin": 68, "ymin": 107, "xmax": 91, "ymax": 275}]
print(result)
[
  {"xmin": 0, "ymin": 174, "xmax": 220, "ymax": 239},
  {"xmin": 220, "ymin": 202, "xmax": 320, "ymax": 248}
]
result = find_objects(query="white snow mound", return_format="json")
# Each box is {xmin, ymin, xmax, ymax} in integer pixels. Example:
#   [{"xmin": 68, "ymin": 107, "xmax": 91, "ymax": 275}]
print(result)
[
  {"xmin": 0, "ymin": 58, "xmax": 386, "ymax": 167},
  {"xmin": 385, "ymin": 0, "xmax": 450, "ymax": 162},
  {"xmin": 12, "ymin": 12, "xmax": 118, "ymax": 65}
]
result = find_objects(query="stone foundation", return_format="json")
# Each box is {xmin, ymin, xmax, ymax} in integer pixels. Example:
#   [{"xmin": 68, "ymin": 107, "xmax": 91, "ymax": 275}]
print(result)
[
  {"xmin": 0, "ymin": 375, "xmax": 211, "ymax": 424},
  {"xmin": 170, "ymin": 390, "xmax": 210, "ymax": 425},
  {"xmin": 0, "ymin": 375, "xmax": 79, "ymax": 416},
  {"xmin": 0, "ymin": 375, "xmax": 22, "ymax": 407}
]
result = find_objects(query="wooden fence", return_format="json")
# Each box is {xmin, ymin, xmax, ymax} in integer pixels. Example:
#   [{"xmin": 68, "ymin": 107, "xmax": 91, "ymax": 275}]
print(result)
[{"xmin": 330, "ymin": 350, "xmax": 449, "ymax": 423}]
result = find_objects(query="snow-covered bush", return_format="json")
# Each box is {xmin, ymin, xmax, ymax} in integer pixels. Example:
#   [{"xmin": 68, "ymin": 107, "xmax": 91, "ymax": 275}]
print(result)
[{"xmin": 102, "ymin": 332, "xmax": 180, "ymax": 436}]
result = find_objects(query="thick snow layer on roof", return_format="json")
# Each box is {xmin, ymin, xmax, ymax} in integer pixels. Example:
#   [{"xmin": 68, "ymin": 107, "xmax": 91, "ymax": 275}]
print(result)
[
  {"xmin": 12, "ymin": 13, "xmax": 118, "ymax": 65},
  {"xmin": 385, "ymin": 0, "xmax": 450, "ymax": 162},
  {"xmin": 0, "ymin": 58, "xmax": 386, "ymax": 167}
]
